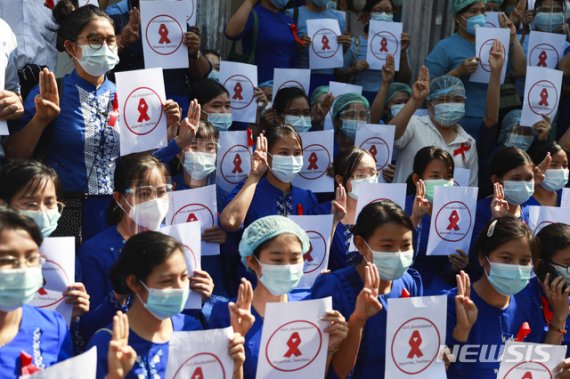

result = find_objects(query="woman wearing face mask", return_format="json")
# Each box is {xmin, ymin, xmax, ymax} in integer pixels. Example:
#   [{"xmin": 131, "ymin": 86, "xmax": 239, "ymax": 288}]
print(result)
[
  {"xmin": 88, "ymin": 231, "xmax": 249, "ymax": 379},
  {"xmin": 332, "ymin": 93, "xmax": 371, "ymax": 154},
  {"xmin": 445, "ymin": 217, "xmax": 565, "ymax": 379},
  {"xmin": 312, "ymin": 201, "xmax": 422, "ymax": 378},
  {"xmin": 525, "ymin": 140, "xmax": 569, "ymax": 206},
  {"xmin": 371, "ymin": 81, "xmax": 412, "ymax": 124},
  {"xmin": 404, "ymin": 147, "xmax": 470, "ymax": 295},
  {"xmin": 5, "ymin": 4, "xmax": 189, "ymax": 241},
  {"xmin": 79, "ymin": 153, "xmax": 214, "ymax": 341},
  {"xmin": 192, "ymin": 79, "xmax": 234, "ymax": 133},
  {"xmin": 425, "ymin": 0, "xmax": 526, "ymax": 138},
  {"xmin": 341, "ymin": 0, "xmax": 411, "ymax": 103},
  {"xmin": 209, "ymin": 216, "xmax": 348, "ymax": 379},
  {"xmin": 270, "ymin": 87, "xmax": 313, "ymax": 133}
]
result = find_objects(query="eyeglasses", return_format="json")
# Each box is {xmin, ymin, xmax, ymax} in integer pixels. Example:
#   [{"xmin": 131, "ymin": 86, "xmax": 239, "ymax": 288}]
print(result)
[
  {"xmin": 0, "ymin": 254, "xmax": 46, "ymax": 270},
  {"xmin": 18, "ymin": 202, "xmax": 65, "ymax": 213},
  {"xmin": 536, "ymin": 6, "xmax": 564, "ymax": 13},
  {"xmin": 76, "ymin": 34, "xmax": 118, "ymax": 50},
  {"xmin": 124, "ymin": 184, "xmax": 173, "ymax": 201},
  {"xmin": 340, "ymin": 110, "xmax": 370, "ymax": 121}
]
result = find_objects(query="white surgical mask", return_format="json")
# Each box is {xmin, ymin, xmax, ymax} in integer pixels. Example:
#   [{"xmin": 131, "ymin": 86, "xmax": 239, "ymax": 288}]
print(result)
[
  {"xmin": 348, "ymin": 175, "xmax": 378, "ymax": 199},
  {"xmin": 503, "ymin": 180, "xmax": 534, "ymax": 205},
  {"xmin": 128, "ymin": 198, "xmax": 169, "ymax": 230},
  {"xmin": 284, "ymin": 115, "xmax": 312, "ymax": 133},
  {"xmin": 75, "ymin": 44, "xmax": 119, "ymax": 77},
  {"xmin": 20, "ymin": 208, "xmax": 61, "ymax": 237},
  {"xmin": 137, "ymin": 280, "xmax": 189, "ymax": 320},
  {"xmin": 0, "ymin": 266, "xmax": 44, "ymax": 312},
  {"xmin": 270, "ymin": 155, "xmax": 304, "ymax": 183},
  {"xmin": 365, "ymin": 241, "xmax": 413, "ymax": 280},
  {"xmin": 256, "ymin": 259, "xmax": 304, "ymax": 295},
  {"xmin": 183, "ymin": 152, "xmax": 217, "ymax": 180},
  {"xmin": 541, "ymin": 168, "xmax": 569, "ymax": 192}
]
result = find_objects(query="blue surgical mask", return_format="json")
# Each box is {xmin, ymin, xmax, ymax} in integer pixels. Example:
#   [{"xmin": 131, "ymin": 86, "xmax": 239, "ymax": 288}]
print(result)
[
  {"xmin": 284, "ymin": 115, "xmax": 312, "ymax": 133},
  {"xmin": 423, "ymin": 179, "xmax": 453, "ymax": 203},
  {"xmin": 271, "ymin": 0, "xmax": 289, "ymax": 8},
  {"xmin": 503, "ymin": 180, "xmax": 535, "ymax": 205},
  {"xmin": 541, "ymin": 168, "xmax": 569, "ymax": 192},
  {"xmin": 207, "ymin": 113, "xmax": 233, "ymax": 132},
  {"xmin": 433, "ymin": 102, "xmax": 465, "ymax": 127},
  {"xmin": 463, "ymin": 14, "xmax": 486, "ymax": 35},
  {"xmin": 257, "ymin": 259, "xmax": 304, "ymax": 295},
  {"xmin": 20, "ymin": 208, "xmax": 61, "ymax": 237},
  {"xmin": 0, "ymin": 266, "xmax": 43, "ymax": 312},
  {"xmin": 348, "ymin": 175, "xmax": 378, "ymax": 200},
  {"xmin": 366, "ymin": 241, "xmax": 414, "ymax": 280},
  {"xmin": 534, "ymin": 12, "xmax": 565, "ymax": 32},
  {"xmin": 138, "ymin": 280, "xmax": 190, "ymax": 320},
  {"xmin": 504, "ymin": 134, "xmax": 534, "ymax": 151},
  {"xmin": 485, "ymin": 258, "xmax": 532, "ymax": 296},
  {"xmin": 183, "ymin": 152, "xmax": 217, "ymax": 180},
  {"xmin": 75, "ymin": 44, "xmax": 119, "ymax": 77},
  {"xmin": 341, "ymin": 119, "xmax": 360, "ymax": 140},
  {"xmin": 371, "ymin": 12, "xmax": 394, "ymax": 22},
  {"xmin": 311, "ymin": 0, "xmax": 330, "ymax": 7},
  {"xmin": 208, "ymin": 69, "xmax": 220, "ymax": 82},
  {"xmin": 270, "ymin": 155, "xmax": 304, "ymax": 183},
  {"xmin": 390, "ymin": 103, "xmax": 405, "ymax": 117}
]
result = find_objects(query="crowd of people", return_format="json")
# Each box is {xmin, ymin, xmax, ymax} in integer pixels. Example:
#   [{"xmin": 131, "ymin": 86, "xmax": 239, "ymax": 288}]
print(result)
[{"xmin": 4, "ymin": 0, "xmax": 570, "ymax": 378}]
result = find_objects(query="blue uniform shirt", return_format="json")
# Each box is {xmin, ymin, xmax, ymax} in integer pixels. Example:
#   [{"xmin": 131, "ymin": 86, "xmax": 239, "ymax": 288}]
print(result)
[
  {"xmin": 0, "ymin": 305, "xmax": 72, "ymax": 379},
  {"xmin": 311, "ymin": 265, "xmax": 423, "ymax": 378}
]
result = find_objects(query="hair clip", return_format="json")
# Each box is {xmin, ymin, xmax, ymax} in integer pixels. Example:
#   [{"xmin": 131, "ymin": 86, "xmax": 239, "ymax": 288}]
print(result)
[{"xmin": 487, "ymin": 219, "xmax": 498, "ymax": 238}]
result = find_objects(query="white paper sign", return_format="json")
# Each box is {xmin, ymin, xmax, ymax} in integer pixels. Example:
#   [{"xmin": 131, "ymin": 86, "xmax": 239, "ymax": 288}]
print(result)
[
  {"xmin": 27, "ymin": 346, "xmax": 97, "ymax": 379},
  {"xmin": 292, "ymin": 131, "xmax": 334, "ymax": 193},
  {"xmin": 484, "ymin": 11, "xmax": 501, "ymax": 28},
  {"xmin": 216, "ymin": 131, "xmax": 252, "ymax": 192},
  {"xmin": 453, "ymin": 168, "xmax": 471, "ymax": 187},
  {"xmin": 385, "ymin": 296, "xmax": 447, "ymax": 379},
  {"xmin": 256, "ymin": 297, "xmax": 332, "ymax": 379},
  {"xmin": 325, "ymin": 81, "xmax": 363, "ymax": 130},
  {"xmin": 220, "ymin": 61, "xmax": 259, "ymax": 123},
  {"xmin": 185, "ymin": 0, "xmax": 197, "ymax": 26},
  {"xmin": 426, "ymin": 186, "xmax": 478, "ymax": 256},
  {"xmin": 140, "ymin": 0, "xmax": 189, "ymax": 69},
  {"xmin": 166, "ymin": 185, "xmax": 219, "ymax": 256},
  {"xmin": 32, "ymin": 237, "xmax": 75, "ymax": 324},
  {"xmin": 307, "ymin": 19, "xmax": 343, "ymax": 70},
  {"xmin": 521, "ymin": 66, "xmax": 563, "ymax": 127},
  {"xmin": 274, "ymin": 68, "xmax": 311, "ymax": 95},
  {"xmin": 527, "ymin": 31, "xmax": 566, "ymax": 69},
  {"xmin": 354, "ymin": 124, "xmax": 395, "ymax": 172},
  {"xmin": 78, "ymin": 0, "xmax": 99, "ymax": 6},
  {"xmin": 562, "ymin": 188, "xmax": 570, "ymax": 208},
  {"xmin": 366, "ymin": 20, "xmax": 403, "ymax": 70},
  {"xmin": 470, "ymin": 27, "xmax": 510, "ymax": 84},
  {"xmin": 165, "ymin": 327, "xmax": 234, "ymax": 379},
  {"xmin": 289, "ymin": 215, "xmax": 334, "ymax": 289},
  {"xmin": 158, "ymin": 222, "xmax": 202, "ymax": 309},
  {"xmin": 496, "ymin": 341, "xmax": 567, "ymax": 379},
  {"xmin": 116, "ymin": 68, "xmax": 168, "ymax": 156},
  {"xmin": 528, "ymin": 205, "xmax": 570, "ymax": 234}
]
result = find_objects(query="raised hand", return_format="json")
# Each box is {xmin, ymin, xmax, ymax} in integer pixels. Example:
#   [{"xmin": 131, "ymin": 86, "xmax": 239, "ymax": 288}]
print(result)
[
  {"xmin": 488, "ymin": 39, "xmax": 505, "ymax": 74},
  {"xmin": 352, "ymin": 263, "xmax": 383, "ymax": 323},
  {"xmin": 508, "ymin": 0, "xmax": 526, "ymax": 26},
  {"xmin": 490, "ymin": 182, "xmax": 509, "ymax": 218},
  {"xmin": 313, "ymin": 93, "xmax": 334, "ymax": 126},
  {"xmin": 250, "ymin": 133, "xmax": 269, "ymax": 179},
  {"xmin": 412, "ymin": 65, "xmax": 430, "ymax": 102},
  {"xmin": 499, "ymin": 13, "xmax": 517, "ymax": 37},
  {"xmin": 534, "ymin": 115, "xmax": 552, "ymax": 141},
  {"xmin": 163, "ymin": 99, "xmax": 181, "ymax": 127},
  {"xmin": 176, "ymin": 99, "xmax": 200, "ymax": 148},
  {"xmin": 411, "ymin": 179, "xmax": 430, "ymax": 227},
  {"xmin": 331, "ymin": 184, "xmax": 347, "ymax": 224},
  {"xmin": 453, "ymin": 271, "xmax": 478, "ymax": 342},
  {"xmin": 34, "ymin": 68, "xmax": 60, "ymax": 123},
  {"xmin": 105, "ymin": 312, "xmax": 136, "ymax": 379},
  {"xmin": 229, "ymin": 278, "xmax": 255, "ymax": 337},
  {"xmin": 118, "ymin": 7, "xmax": 140, "ymax": 47},
  {"xmin": 382, "ymin": 54, "xmax": 395, "ymax": 84},
  {"xmin": 534, "ymin": 152, "xmax": 552, "ymax": 186}
]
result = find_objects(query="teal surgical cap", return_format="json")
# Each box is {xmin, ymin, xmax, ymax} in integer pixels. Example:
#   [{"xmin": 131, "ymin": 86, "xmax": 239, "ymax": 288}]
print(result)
[
  {"xmin": 259, "ymin": 80, "xmax": 273, "ymax": 89},
  {"xmin": 427, "ymin": 75, "xmax": 466, "ymax": 102},
  {"xmin": 332, "ymin": 93, "xmax": 370, "ymax": 119},
  {"xmin": 386, "ymin": 82, "xmax": 412, "ymax": 104},
  {"xmin": 453, "ymin": 0, "xmax": 480, "ymax": 14},
  {"xmin": 310, "ymin": 86, "xmax": 330, "ymax": 105}
]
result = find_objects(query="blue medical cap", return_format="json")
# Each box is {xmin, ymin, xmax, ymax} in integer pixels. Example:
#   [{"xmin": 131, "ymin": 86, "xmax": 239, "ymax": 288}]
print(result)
[{"xmin": 427, "ymin": 75, "xmax": 466, "ymax": 102}]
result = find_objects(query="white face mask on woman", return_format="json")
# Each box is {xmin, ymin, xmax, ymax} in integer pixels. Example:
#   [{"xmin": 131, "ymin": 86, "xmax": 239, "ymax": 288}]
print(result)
[{"xmin": 75, "ymin": 44, "xmax": 119, "ymax": 77}]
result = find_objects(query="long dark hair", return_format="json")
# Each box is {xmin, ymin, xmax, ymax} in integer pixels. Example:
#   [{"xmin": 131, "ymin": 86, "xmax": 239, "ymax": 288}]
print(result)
[
  {"xmin": 490, "ymin": 147, "xmax": 534, "ymax": 179},
  {"xmin": 329, "ymin": 147, "xmax": 373, "ymax": 189},
  {"xmin": 406, "ymin": 146, "xmax": 454, "ymax": 195},
  {"xmin": 0, "ymin": 160, "xmax": 61, "ymax": 203},
  {"xmin": 352, "ymin": 200, "xmax": 413, "ymax": 241}
]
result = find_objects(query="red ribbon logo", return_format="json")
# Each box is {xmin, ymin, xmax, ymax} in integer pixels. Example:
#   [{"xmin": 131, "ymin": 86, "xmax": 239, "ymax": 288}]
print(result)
[
  {"xmin": 447, "ymin": 210, "xmax": 460, "ymax": 231},
  {"xmin": 369, "ymin": 145, "xmax": 378, "ymax": 162},
  {"xmin": 137, "ymin": 98, "xmax": 150, "ymax": 123},
  {"xmin": 304, "ymin": 242, "xmax": 314, "ymax": 262},
  {"xmin": 191, "ymin": 367, "xmax": 204, "ymax": 379},
  {"xmin": 232, "ymin": 154, "xmax": 243, "ymax": 174},
  {"xmin": 233, "ymin": 82, "xmax": 244, "ymax": 100},
  {"xmin": 321, "ymin": 35, "xmax": 331, "ymax": 50},
  {"xmin": 308, "ymin": 152, "xmax": 319, "ymax": 170},
  {"xmin": 521, "ymin": 372, "xmax": 534, "ymax": 379},
  {"xmin": 380, "ymin": 37, "xmax": 388, "ymax": 52},
  {"xmin": 407, "ymin": 330, "xmax": 423, "ymax": 359},
  {"xmin": 538, "ymin": 88, "xmax": 549, "ymax": 107},
  {"xmin": 453, "ymin": 142, "xmax": 471, "ymax": 162},
  {"xmin": 186, "ymin": 213, "xmax": 198, "ymax": 222},
  {"xmin": 158, "ymin": 24, "xmax": 171, "ymax": 44},
  {"xmin": 284, "ymin": 332, "xmax": 302, "ymax": 358},
  {"xmin": 537, "ymin": 51, "xmax": 548, "ymax": 67}
]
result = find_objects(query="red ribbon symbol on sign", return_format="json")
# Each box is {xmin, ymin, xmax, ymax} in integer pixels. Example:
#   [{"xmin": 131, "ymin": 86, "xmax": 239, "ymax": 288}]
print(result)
[
  {"xmin": 137, "ymin": 98, "xmax": 150, "ymax": 123},
  {"xmin": 322, "ymin": 35, "xmax": 331, "ymax": 50},
  {"xmin": 453, "ymin": 142, "xmax": 471, "ymax": 162},
  {"xmin": 158, "ymin": 24, "xmax": 171, "ymax": 44},
  {"xmin": 447, "ymin": 210, "xmax": 460, "ymax": 231},
  {"xmin": 537, "ymin": 51, "xmax": 548, "ymax": 67},
  {"xmin": 521, "ymin": 372, "xmax": 533, "ymax": 379},
  {"xmin": 308, "ymin": 152, "xmax": 319, "ymax": 170},
  {"xmin": 186, "ymin": 213, "xmax": 198, "ymax": 222},
  {"xmin": 304, "ymin": 242, "xmax": 314, "ymax": 262},
  {"xmin": 233, "ymin": 82, "xmax": 244, "ymax": 100},
  {"xmin": 284, "ymin": 332, "xmax": 302, "ymax": 358},
  {"xmin": 232, "ymin": 154, "xmax": 243, "ymax": 174},
  {"xmin": 369, "ymin": 145, "xmax": 378, "ymax": 162},
  {"xmin": 191, "ymin": 367, "xmax": 204, "ymax": 379},
  {"xmin": 538, "ymin": 88, "xmax": 549, "ymax": 107},
  {"xmin": 380, "ymin": 37, "xmax": 388, "ymax": 52},
  {"xmin": 407, "ymin": 330, "xmax": 423, "ymax": 359}
]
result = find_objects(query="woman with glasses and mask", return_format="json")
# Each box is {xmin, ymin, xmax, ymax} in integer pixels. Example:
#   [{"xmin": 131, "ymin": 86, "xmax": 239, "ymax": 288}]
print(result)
[
  {"xmin": 5, "ymin": 3, "xmax": 191, "ymax": 241},
  {"xmin": 332, "ymin": 93, "xmax": 371, "ymax": 155},
  {"xmin": 79, "ymin": 153, "xmax": 214, "ymax": 342},
  {"xmin": 269, "ymin": 87, "xmax": 313, "ymax": 133}
]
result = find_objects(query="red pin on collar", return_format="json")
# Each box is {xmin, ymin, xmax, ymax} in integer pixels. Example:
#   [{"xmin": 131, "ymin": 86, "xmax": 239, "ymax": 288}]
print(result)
[
  {"xmin": 516, "ymin": 322, "xmax": 531, "ymax": 342},
  {"xmin": 20, "ymin": 352, "xmax": 40, "ymax": 376},
  {"xmin": 401, "ymin": 288, "xmax": 411, "ymax": 298}
]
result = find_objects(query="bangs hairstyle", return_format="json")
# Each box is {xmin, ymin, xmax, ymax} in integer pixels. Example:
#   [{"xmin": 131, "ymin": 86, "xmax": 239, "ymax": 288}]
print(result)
[
  {"xmin": 0, "ymin": 160, "xmax": 60, "ymax": 203},
  {"xmin": 471, "ymin": 216, "xmax": 536, "ymax": 262},
  {"xmin": 536, "ymin": 223, "xmax": 570, "ymax": 262},
  {"xmin": 272, "ymin": 87, "xmax": 310, "ymax": 115},
  {"xmin": 265, "ymin": 125, "xmax": 303, "ymax": 151},
  {"xmin": 490, "ymin": 147, "xmax": 534, "ymax": 178},
  {"xmin": 190, "ymin": 79, "xmax": 230, "ymax": 107},
  {"xmin": 527, "ymin": 140, "xmax": 567, "ymax": 166},
  {"xmin": 109, "ymin": 231, "xmax": 184, "ymax": 295},
  {"xmin": 195, "ymin": 121, "xmax": 219, "ymax": 141},
  {"xmin": 534, "ymin": 0, "xmax": 566, "ymax": 10},
  {"xmin": 406, "ymin": 146, "xmax": 454, "ymax": 194},
  {"xmin": 352, "ymin": 200, "xmax": 413, "ymax": 241},
  {"xmin": 328, "ymin": 147, "xmax": 372, "ymax": 189},
  {"xmin": 0, "ymin": 206, "xmax": 43, "ymax": 247},
  {"xmin": 107, "ymin": 153, "xmax": 169, "ymax": 224},
  {"xmin": 364, "ymin": 0, "xmax": 394, "ymax": 12}
]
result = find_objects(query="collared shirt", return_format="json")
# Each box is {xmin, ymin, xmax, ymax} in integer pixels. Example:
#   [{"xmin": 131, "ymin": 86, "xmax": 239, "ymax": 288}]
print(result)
[
  {"xmin": 0, "ymin": 18, "xmax": 20, "ymax": 93},
  {"xmin": 0, "ymin": 0, "xmax": 57, "ymax": 70},
  {"xmin": 394, "ymin": 115, "xmax": 479, "ymax": 186}
]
